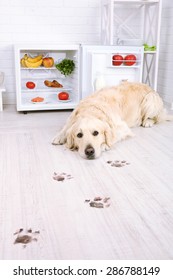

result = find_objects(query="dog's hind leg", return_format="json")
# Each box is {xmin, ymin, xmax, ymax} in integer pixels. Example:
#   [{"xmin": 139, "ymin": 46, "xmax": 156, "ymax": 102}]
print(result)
[
  {"xmin": 141, "ymin": 91, "xmax": 167, "ymax": 127},
  {"xmin": 142, "ymin": 118, "xmax": 155, "ymax": 128},
  {"xmin": 115, "ymin": 121, "xmax": 135, "ymax": 142}
]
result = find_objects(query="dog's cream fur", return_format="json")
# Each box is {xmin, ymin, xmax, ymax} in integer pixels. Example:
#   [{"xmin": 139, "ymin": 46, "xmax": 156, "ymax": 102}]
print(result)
[{"xmin": 52, "ymin": 82, "xmax": 172, "ymax": 159}]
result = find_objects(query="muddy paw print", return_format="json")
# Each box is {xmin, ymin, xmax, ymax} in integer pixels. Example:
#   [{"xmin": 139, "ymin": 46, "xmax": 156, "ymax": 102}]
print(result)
[
  {"xmin": 13, "ymin": 228, "xmax": 40, "ymax": 248},
  {"xmin": 107, "ymin": 160, "xmax": 130, "ymax": 167},
  {"xmin": 85, "ymin": 197, "xmax": 111, "ymax": 208},
  {"xmin": 53, "ymin": 172, "xmax": 73, "ymax": 182}
]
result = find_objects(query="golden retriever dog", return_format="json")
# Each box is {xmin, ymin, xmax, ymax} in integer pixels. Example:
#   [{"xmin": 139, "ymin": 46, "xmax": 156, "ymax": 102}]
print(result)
[{"xmin": 52, "ymin": 81, "xmax": 172, "ymax": 159}]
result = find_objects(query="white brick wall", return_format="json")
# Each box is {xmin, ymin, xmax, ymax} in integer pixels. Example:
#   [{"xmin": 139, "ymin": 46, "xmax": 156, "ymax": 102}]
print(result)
[
  {"xmin": 0, "ymin": 0, "xmax": 101, "ymax": 105},
  {"xmin": 158, "ymin": 0, "xmax": 173, "ymax": 105},
  {"xmin": 1, "ymin": 0, "xmax": 173, "ymax": 106}
]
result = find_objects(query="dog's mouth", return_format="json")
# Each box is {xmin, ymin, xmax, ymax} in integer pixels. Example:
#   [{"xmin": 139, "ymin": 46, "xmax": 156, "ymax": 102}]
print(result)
[{"xmin": 86, "ymin": 154, "xmax": 95, "ymax": 160}]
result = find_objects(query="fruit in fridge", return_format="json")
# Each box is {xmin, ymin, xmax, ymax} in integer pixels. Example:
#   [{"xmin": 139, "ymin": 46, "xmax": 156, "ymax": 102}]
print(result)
[{"xmin": 112, "ymin": 54, "xmax": 123, "ymax": 66}]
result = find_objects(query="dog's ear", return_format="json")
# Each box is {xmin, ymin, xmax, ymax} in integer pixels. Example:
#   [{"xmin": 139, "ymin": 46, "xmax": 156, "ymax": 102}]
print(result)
[
  {"xmin": 66, "ymin": 124, "xmax": 76, "ymax": 150},
  {"xmin": 104, "ymin": 122, "xmax": 115, "ymax": 147}
]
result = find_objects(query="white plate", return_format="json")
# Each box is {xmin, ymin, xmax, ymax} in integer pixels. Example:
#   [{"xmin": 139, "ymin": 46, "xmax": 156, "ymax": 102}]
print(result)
[
  {"xmin": 30, "ymin": 100, "xmax": 49, "ymax": 104},
  {"xmin": 57, "ymin": 99, "xmax": 71, "ymax": 103}
]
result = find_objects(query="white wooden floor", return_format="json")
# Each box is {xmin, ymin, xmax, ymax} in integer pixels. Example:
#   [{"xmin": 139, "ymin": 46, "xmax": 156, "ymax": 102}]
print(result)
[{"xmin": 0, "ymin": 105, "xmax": 173, "ymax": 260}]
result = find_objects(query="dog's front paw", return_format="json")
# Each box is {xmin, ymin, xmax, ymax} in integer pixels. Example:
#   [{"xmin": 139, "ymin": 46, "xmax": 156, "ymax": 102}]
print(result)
[
  {"xmin": 52, "ymin": 133, "xmax": 66, "ymax": 145},
  {"xmin": 101, "ymin": 143, "xmax": 110, "ymax": 151},
  {"xmin": 142, "ymin": 119, "xmax": 154, "ymax": 128}
]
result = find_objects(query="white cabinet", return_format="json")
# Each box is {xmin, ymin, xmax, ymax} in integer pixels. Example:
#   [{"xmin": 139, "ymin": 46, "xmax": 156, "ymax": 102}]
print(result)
[
  {"xmin": 14, "ymin": 45, "xmax": 80, "ymax": 112},
  {"xmin": 101, "ymin": 0, "xmax": 162, "ymax": 90}
]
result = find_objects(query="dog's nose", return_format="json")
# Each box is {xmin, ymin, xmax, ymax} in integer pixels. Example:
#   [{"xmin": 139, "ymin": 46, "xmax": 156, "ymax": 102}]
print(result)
[{"xmin": 85, "ymin": 145, "xmax": 95, "ymax": 158}]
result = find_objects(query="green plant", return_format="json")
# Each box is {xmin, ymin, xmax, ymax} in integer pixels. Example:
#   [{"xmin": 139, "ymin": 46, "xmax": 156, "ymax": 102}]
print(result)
[
  {"xmin": 55, "ymin": 58, "xmax": 75, "ymax": 76},
  {"xmin": 143, "ymin": 44, "xmax": 156, "ymax": 51}
]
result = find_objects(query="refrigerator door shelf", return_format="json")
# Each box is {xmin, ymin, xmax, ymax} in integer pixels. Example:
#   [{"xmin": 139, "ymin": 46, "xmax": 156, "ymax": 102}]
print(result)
[
  {"xmin": 110, "ymin": 63, "xmax": 141, "ymax": 68},
  {"xmin": 110, "ymin": 55, "xmax": 142, "ymax": 68}
]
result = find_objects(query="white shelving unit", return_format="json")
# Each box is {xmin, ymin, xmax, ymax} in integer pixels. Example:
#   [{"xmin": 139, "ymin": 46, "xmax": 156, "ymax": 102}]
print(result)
[
  {"xmin": 14, "ymin": 45, "xmax": 80, "ymax": 112},
  {"xmin": 101, "ymin": 0, "xmax": 162, "ymax": 90}
]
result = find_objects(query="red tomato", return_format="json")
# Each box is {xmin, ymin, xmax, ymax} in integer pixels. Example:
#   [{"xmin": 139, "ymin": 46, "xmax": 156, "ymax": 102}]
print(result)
[
  {"xmin": 112, "ymin": 54, "xmax": 123, "ymax": 66},
  {"xmin": 26, "ymin": 81, "xmax": 36, "ymax": 89},
  {"xmin": 124, "ymin": 54, "xmax": 137, "ymax": 66},
  {"xmin": 58, "ymin": 92, "xmax": 69, "ymax": 100}
]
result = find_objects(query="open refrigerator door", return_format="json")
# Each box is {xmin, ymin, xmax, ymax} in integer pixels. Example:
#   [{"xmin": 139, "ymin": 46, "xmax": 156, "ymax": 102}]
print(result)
[{"xmin": 80, "ymin": 45, "xmax": 144, "ymax": 99}]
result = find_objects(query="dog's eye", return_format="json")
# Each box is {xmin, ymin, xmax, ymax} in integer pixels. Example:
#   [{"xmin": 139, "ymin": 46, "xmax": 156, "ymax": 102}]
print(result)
[
  {"xmin": 77, "ymin": 132, "xmax": 83, "ymax": 138},
  {"xmin": 93, "ymin": 130, "xmax": 99, "ymax": 136}
]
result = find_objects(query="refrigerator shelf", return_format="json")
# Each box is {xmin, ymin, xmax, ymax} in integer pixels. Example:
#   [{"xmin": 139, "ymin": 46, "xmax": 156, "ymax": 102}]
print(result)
[
  {"xmin": 20, "ymin": 100, "xmax": 77, "ymax": 111},
  {"xmin": 21, "ymin": 66, "xmax": 57, "ymax": 70},
  {"xmin": 21, "ymin": 88, "xmax": 71, "ymax": 93},
  {"xmin": 22, "ymin": 78, "xmax": 70, "ymax": 92},
  {"xmin": 29, "ymin": 99, "xmax": 72, "ymax": 104},
  {"xmin": 21, "ymin": 93, "xmax": 76, "ymax": 108}
]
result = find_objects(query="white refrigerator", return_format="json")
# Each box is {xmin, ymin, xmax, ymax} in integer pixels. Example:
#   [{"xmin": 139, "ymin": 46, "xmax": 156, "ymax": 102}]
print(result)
[{"xmin": 14, "ymin": 44, "xmax": 143, "ymax": 112}]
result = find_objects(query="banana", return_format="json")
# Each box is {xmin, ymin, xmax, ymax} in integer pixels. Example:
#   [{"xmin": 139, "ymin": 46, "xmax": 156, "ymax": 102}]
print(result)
[
  {"xmin": 24, "ymin": 58, "xmax": 43, "ymax": 68},
  {"xmin": 20, "ymin": 58, "xmax": 27, "ymax": 67},
  {"xmin": 27, "ymin": 55, "xmax": 43, "ymax": 63},
  {"xmin": 20, "ymin": 54, "xmax": 43, "ymax": 68},
  {"xmin": 24, "ymin": 54, "xmax": 28, "ymax": 60}
]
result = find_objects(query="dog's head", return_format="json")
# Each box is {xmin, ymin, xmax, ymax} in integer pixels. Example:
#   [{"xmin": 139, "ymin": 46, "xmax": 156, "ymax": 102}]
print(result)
[{"xmin": 65, "ymin": 117, "xmax": 114, "ymax": 159}]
